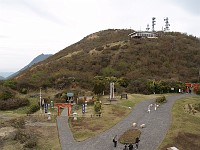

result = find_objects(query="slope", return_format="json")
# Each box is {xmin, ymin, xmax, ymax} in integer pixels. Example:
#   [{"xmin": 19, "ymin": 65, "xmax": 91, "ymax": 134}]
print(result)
[{"xmin": 13, "ymin": 29, "xmax": 200, "ymax": 91}]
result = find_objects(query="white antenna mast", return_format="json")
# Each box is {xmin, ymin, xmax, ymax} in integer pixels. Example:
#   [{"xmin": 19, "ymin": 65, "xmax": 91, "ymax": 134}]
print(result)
[
  {"xmin": 152, "ymin": 17, "xmax": 156, "ymax": 32},
  {"xmin": 164, "ymin": 17, "xmax": 170, "ymax": 32}
]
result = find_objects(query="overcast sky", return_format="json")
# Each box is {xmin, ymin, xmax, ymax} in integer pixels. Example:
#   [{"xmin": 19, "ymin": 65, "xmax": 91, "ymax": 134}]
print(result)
[{"xmin": 0, "ymin": 0, "xmax": 200, "ymax": 72}]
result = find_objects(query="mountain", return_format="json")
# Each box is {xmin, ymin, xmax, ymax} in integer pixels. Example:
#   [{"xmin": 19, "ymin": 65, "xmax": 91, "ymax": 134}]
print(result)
[
  {"xmin": 0, "ymin": 76, "xmax": 5, "ymax": 80},
  {"xmin": 13, "ymin": 29, "xmax": 200, "ymax": 92},
  {"xmin": 0, "ymin": 72, "xmax": 14, "ymax": 78},
  {"xmin": 8, "ymin": 53, "xmax": 52, "ymax": 79}
]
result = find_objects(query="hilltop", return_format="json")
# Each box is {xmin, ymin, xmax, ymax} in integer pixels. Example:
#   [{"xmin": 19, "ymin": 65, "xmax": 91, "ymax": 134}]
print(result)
[{"xmin": 12, "ymin": 29, "xmax": 200, "ymax": 93}]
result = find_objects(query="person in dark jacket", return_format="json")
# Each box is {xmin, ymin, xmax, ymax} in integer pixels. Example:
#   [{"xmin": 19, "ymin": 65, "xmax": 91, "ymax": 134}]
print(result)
[
  {"xmin": 128, "ymin": 143, "xmax": 133, "ymax": 150},
  {"xmin": 113, "ymin": 135, "xmax": 117, "ymax": 147},
  {"xmin": 135, "ymin": 137, "xmax": 140, "ymax": 149}
]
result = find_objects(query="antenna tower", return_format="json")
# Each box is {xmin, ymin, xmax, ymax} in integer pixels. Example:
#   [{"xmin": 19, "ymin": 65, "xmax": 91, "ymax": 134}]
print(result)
[
  {"xmin": 152, "ymin": 17, "xmax": 156, "ymax": 32},
  {"xmin": 146, "ymin": 24, "xmax": 150, "ymax": 31},
  {"xmin": 164, "ymin": 17, "xmax": 170, "ymax": 32}
]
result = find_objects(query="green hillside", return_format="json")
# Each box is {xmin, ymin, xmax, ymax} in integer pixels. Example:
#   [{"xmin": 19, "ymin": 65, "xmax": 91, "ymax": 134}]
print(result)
[{"xmin": 13, "ymin": 29, "xmax": 200, "ymax": 93}]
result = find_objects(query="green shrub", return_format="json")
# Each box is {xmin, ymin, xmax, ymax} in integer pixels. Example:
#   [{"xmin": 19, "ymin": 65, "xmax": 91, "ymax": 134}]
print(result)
[
  {"xmin": 26, "ymin": 104, "xmax": 40, "ymax": 114},
  {"xmin": 20, "ymin": 88, "xmax": 28, "ymax": 94},
  {"xmin": 0, "ymin": 90, "xmax": 14, "ymax": 100},
  {"xmin": 155, "ymin": 96, "xmax": 167, "ymax": 104}
]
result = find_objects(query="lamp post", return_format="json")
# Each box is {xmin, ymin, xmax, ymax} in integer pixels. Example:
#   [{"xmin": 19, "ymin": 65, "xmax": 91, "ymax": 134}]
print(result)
[{"xmin": 40, "ymin": 87, "xmax": 42, "ymax": 113}]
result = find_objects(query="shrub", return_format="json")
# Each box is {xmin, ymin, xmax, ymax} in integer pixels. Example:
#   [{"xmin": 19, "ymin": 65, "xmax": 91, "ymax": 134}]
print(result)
[
  {"xmin": 0, "ymin": 98, "xmax": 29, "ymax": 110},
  {"xmin": 9, "ymin": 117, "xmax": 25, "ymax": 128},
  {"xmin": 24, "ymin": 138, "xmax": 37, "ymax": 148},
  {"xmin": 0, "ymin": 89, "xmax": 14, "ymax": 100},
  {"xmin": 14, "ymin": 129, "xmax": 37, "ymax": 148},
  {"xmin": 121, "ymin": 44, "xmax": 128, "ymax": 49},
  {"xmin": 193, "ymin": 103, "xmax": 200, "ymax": 111},
  {"xmin": 155, "ymin": 96, "xmax": 167, "ymax": 104},
  {"xmin": 26, "ymin": 104, "xmax": 40, "ymax": 114},
  {"xmin": 110, "ymin": 44, "xmax": 121, "ymax": 50},
  {"xmin": 95, "ymin": 46, "xmax": 104, "ymax": 51}
]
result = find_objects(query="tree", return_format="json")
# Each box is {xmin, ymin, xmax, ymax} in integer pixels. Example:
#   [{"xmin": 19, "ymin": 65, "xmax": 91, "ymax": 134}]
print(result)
[
  {"xmin": 93, "ymin": 76, "xmax": 106, "ymax": 95},
  {"xmin": 94, "ymin": 96, "xmax": 102, "ymax": 115}
]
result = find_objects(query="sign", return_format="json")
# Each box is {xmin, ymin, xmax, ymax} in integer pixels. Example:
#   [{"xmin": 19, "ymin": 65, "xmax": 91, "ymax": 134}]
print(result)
[{"xmin": 82, "ymin": 104, "xmax": 85, "ymax": 114}]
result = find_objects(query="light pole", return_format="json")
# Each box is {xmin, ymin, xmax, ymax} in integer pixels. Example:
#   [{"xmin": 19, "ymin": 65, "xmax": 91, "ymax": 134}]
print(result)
[{"xmin": 40, "ymin": 87, "xmax": 42, "ymax": 113}]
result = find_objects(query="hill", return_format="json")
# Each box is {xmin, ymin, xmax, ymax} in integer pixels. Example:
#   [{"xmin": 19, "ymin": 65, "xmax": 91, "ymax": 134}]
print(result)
[
  {"xmin": 0, "ymin": 76, "xmax": 5, "ymax": 80},
  {"xmin": 12, "ymin": 29, "xmax": 200, "ymax": 93},
  {"xmin": 8, "ymin": 53, "xmax": 52, "ymax": 79}
]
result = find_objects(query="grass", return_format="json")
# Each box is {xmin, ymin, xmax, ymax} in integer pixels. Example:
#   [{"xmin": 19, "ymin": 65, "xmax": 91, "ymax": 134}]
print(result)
[
  {"xmin": 158, "ymin": 96, "xmax": 200, "ymax": 150},
  {"xmin": 69, "ymin": 94, "xmax": 160, "ymax": 141}
]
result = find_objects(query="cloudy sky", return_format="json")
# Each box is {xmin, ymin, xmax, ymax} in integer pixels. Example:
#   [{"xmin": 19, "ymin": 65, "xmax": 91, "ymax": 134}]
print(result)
[{"xmin": 0, "ymin": 0, "xmax": 200, "ymax": 73}]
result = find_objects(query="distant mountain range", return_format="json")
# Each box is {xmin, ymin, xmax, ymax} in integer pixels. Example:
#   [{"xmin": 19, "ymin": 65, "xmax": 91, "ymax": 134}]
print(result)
[
  {"xmin": 1, "ymin": 54, "xmax": 52, "ymax": 80},
  {"xmin": 0, "ymin": 72, "xmax": 14, "ymax": 79}
]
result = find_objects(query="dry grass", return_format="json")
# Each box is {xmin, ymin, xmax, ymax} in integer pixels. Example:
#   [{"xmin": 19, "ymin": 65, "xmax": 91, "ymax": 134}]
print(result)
[
  {"xmin": 158, "ymin": 96, "xmax": 200, "ymax": 150},
  {"xmin": 119, "ymin": 128, "xmax": 141, "ymax": 144}
]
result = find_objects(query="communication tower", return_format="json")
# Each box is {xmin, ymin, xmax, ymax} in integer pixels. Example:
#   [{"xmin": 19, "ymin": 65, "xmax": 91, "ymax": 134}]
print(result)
[
  {"xmin": 146, "ymin": 24, "xmax": 150, "ymax": 31},
  {"xmin": 152, "ymin": 17, "xmax": 156, "ymax": 32},
  {"xmin": 164, "ymin": 17, "xmax": 170, "ymax": 32}
]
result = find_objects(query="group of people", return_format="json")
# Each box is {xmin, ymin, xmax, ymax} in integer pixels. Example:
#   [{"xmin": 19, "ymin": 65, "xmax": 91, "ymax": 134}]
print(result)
[{"xmin": 113, "ymin": 135, "xmax": 140, "ymax": 149}]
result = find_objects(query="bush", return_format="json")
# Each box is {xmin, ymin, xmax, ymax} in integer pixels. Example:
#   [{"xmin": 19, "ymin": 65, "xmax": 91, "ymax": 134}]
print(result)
[
  {"xmin": 155, "ymin": 96, "xmax": 167, "ymax": 104},
  {"xmin": 0, "ymin": 98, "xmax": 30, "ymax": 110},
  {"xmin": 110, "ymin": 44, "xmax": 121, "ymax": 50},
  {"xmin": 24, "ymin": 138, "xmax": 37, "ymax": 148},
  {"xmin": 9, "ymin": 117, "xmax": 25, "ymax": 128},
  {"xmin": 95, "ymin": 46, "xmax": 104, "ymax": 51},
  {"xmin": 14, "ymin": 129, "xmax": 37, "ymax": 148},
  {"xmin": 193, "ymin": 103, "xmax": 200, "ymax": 111},
  {"xmin": 26, "ymin": 104, "xmax": 40, "ymax": 114},
  {"xmin": 0, "ymin": 89, "xmax": 14, "ymax": 100}
]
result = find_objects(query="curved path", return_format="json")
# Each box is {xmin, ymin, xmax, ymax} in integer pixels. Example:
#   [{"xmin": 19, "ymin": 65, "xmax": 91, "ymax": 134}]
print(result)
[{"xmin": 57, "ymin": 94, "xmax": 193, "ymax": 150}]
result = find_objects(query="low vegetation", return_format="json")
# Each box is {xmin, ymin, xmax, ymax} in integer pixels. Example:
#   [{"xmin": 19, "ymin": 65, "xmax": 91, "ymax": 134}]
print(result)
[
  {"xmin": 119, "ymin": 128, "xmax": 141, "ymax": 144},
  {"xmin": 158, "ymin": 96, "xmax": 200, "ymax": 150}
]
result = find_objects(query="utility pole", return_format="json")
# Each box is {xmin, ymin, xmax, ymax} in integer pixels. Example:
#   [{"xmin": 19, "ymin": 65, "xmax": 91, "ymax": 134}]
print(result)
[
  {"xmin": 40, "ymin": 87, "xmax": 42, "ymax": 113},
  {"xmin": 198, "ymin": 68, "xmax": 200, "ymax": 83}
]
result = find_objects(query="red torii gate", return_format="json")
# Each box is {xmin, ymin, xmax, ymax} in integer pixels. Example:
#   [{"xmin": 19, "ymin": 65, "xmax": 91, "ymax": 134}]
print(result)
[
  {"xmin": 185, "ymin": 83, "xmax": 200, "ymax": 92},
  {"xmin": 54, "ymin": 103, "xmax": 73, "ymax": 116}
]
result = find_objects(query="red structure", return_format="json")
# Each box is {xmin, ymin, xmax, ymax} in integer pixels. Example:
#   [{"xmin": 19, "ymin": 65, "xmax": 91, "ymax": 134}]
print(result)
[
  {"xmin": 54, "ymin": 103, "xmax": 72, "ymax": 116},
  {"xmin": 185, "ymin": 83, "xmax": 200, "ymax": 92}
]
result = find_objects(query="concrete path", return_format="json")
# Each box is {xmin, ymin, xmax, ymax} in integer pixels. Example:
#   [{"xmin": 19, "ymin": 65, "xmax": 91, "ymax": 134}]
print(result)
[{"xmin": 57, "ymin": 94, "xmax": 192, "ymax": 150}]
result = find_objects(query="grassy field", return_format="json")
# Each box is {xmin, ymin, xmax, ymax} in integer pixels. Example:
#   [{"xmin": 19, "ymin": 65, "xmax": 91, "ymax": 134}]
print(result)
[
  {"xmin": 69, "ymin": 94, "xmax": 160, "ymax": 141},
  {"xmin": 158, "ymin": 96, "xmax": 200, "ymax": 150}
]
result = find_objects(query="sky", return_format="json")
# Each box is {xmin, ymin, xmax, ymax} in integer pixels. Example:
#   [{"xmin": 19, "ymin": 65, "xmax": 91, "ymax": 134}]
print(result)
[{"xmin": 0, "ymin": 0, "xmax": 200, "ymax": 73}]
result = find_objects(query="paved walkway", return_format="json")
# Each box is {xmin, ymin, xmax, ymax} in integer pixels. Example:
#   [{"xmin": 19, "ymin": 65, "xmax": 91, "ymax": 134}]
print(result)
[{"xmin": 57, "ymin": 94, "xmax": 193, "ymax": 150}]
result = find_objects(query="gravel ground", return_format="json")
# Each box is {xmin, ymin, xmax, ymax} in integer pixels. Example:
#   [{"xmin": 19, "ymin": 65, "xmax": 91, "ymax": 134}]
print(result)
[{"xmin": 57, "ymin": 94, "xmax": 193, "ymax": 150}]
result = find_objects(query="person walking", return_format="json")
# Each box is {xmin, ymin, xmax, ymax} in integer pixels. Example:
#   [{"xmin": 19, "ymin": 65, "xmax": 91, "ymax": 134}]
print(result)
[
  {"xmin": 128, "ymin": 143, "xmax": 133, "ymax": 150},
  {"xmin": 113, "ymin": 135, "xmax": 117, "ymax": 147},
  {"xmin": 135, "ymin": 137, "xmax": 140, "ymax": 149},
  {"xmin": 123, "ymin": 143, "xmax": 128, "ymax": 150}
]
